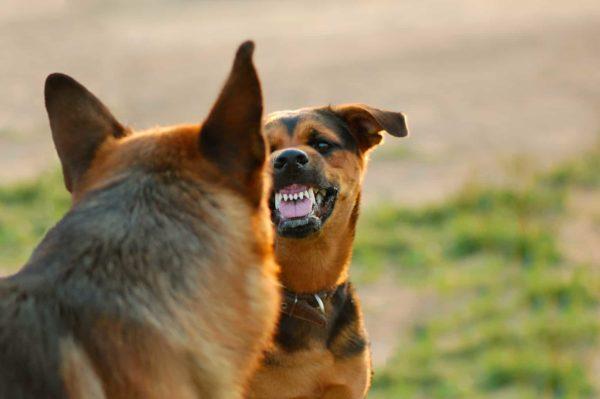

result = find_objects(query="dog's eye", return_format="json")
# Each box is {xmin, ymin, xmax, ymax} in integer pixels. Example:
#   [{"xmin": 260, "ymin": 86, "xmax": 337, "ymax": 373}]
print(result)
[{"xmin": 312, "ymin": 140, "xmax": 332, "ymax": 154}]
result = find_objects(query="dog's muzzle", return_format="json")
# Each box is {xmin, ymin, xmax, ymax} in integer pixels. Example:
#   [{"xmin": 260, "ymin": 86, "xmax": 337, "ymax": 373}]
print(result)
[{"xmin": 269, "ymin": 149, "xmax": 338, "ymax": 239}]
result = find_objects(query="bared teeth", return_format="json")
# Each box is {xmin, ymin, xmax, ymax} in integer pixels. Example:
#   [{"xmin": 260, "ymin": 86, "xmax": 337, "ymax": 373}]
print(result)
[
  {"xmin": 308, "ymin": 188, "xmax": 315, "ymax": 204},
  {"xmin": 316, "ymin": 191, "xmax": 324, "ymax": 204},
  {"xmin": 274, "ymin": 187, "xmax": 320, "ymax": 211}
]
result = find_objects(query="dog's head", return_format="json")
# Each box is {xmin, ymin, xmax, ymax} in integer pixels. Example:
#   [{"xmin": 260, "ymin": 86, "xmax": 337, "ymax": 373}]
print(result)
[
  {"xmin": 44, "ymin": 42, "xmax": 274, "ymax": 270},
  {"xmin": 42, "ymin": 43, "xmax": 281, "ymax": 384},
  {"xmin": 45, "ymin": 41, "xmax": 266, "ymax": 208},
  {"xmin": 266, "ymin": 105, "xmax": 408, "ymax": 239}
]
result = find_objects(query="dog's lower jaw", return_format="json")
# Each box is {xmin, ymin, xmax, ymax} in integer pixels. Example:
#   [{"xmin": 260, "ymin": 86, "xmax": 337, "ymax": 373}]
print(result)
[{"xmin": 276, "ymin": 216, "xmax": 321, "ymax": 238}]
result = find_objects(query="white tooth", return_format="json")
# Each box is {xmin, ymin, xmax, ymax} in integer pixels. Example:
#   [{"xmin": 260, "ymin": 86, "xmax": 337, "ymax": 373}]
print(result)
[
  {"xmin": 299, "ymin": 191, "xmax": 304, "ymax": 200},
  {"xmin": 316, "ymin": 193, "xmax": 324, "ymax": 204},
  {"xmin": 283, "ymin": 194, "xmax": 288, "ymax": 201},
  {"xmin": 275, "ymin": 194, "xmax": 281, "ymax": 209},
  {"xmin": 304, "ymin": 190, "xmax": 309, "ymax": 199},
  {"xmin": 293, "ymin": 193, "xmax": 299, "ymax": 200},
  {"xmin": 308, "ymin": 189, "xmax": 316, "ymax": 204}
]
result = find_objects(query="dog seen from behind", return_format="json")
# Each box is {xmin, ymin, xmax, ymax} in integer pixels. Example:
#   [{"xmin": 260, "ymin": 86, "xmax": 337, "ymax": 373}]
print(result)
[
  {"xmin": 0, "ymin": 41, "xmax": 279, "ymax": 399},
  {"xmin": 248, "ymin": 104, "xmax": 408, "ymax": 399}
]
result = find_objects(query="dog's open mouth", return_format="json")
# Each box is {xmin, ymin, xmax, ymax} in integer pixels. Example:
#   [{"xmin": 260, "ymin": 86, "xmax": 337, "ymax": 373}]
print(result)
[{"xmin": 269, "ymin": 184, "xmax": 338, "ymax": 238}]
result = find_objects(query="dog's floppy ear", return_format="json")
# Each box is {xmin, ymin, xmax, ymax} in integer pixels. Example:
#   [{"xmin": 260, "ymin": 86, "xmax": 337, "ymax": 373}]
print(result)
[
  {"xmin": 45, "ymin": 73, "xmax": 126, "ymax": 192},
  {"xmin": 199, "ymin": 40, "xmax": 265, "ymax": 205},
  {"xmin": 332, "ymin": 103, "xmax": 408, "ymax": 152}
]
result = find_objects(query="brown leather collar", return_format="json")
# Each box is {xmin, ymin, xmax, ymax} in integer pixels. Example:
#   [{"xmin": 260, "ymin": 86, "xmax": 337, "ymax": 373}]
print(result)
[{"xmin": 280, "ymin": 284, "xmax": 346, "ymax": 328}]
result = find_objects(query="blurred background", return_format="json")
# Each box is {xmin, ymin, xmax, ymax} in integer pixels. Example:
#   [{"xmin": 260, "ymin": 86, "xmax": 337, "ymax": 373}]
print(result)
[{"xmin": 1, "ymin": 1, "xmax": 599, "ymax": 397}]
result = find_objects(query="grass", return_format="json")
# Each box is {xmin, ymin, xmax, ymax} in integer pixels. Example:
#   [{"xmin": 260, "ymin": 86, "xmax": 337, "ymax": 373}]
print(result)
[
  {"xmin": 0, "ymin": 170, "xmax": 69, "ymax": 272},
  {"xmin": 0, "ymin": 143, "xmax": 598, "ymax": 398},
  {"xmin": 355, "ymin": 142, "xmax": 600, "ymax": 398}
]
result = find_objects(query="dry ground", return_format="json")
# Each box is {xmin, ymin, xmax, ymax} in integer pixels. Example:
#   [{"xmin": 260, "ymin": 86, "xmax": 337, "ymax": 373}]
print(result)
[{"xmin": 2, "ymin": 0, "xmax": 600, "ymax": 367}]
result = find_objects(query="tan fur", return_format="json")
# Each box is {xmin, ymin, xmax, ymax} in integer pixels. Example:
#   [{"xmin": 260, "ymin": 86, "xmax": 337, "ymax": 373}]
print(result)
[
  {"xmin": 250, "ymin": 344, "xmax": 370, "ymax": 398},
  {"xmin": 267, "ymin": 119, "xmax": 366, "ymax": 293},
  {"xmin": 60, "ymin": 338, "xmax": 105, "ymax": 399}
]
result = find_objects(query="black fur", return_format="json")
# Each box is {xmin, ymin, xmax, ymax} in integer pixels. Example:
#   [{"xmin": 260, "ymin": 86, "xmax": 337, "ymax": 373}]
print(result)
[
  {"xmin": 273, "ymin": 282, "xmax": 367, "ymax": 360},
  {"xmin": 327, "ymin": 284, "xmax": 368, "ymax": 359},
  {"xmin": 314, "ymin": 107, "xmax": 360, "ymax": 155},
  {"xmin": 279, "ymin": 115, "xmax": 301, "ymax": 136}
]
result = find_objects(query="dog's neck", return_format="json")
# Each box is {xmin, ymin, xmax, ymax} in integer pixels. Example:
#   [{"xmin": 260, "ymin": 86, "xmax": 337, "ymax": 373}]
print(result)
[
  {"xmin": 275, "ymin": 194, "xmax": 360, "ymax": 293},
  {"xmin": 22, "ymin": 175, "xmax": 236, "ymax": 293}
]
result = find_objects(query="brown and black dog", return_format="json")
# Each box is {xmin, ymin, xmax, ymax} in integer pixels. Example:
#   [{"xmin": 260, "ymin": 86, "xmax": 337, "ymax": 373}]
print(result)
[
  {"xmin": 247, "ymin": 104, "xmax": 408, "ymax": 398},
  {"xmin": 0, "ymin": 42, "xmax": 279, "ymax": 398}
]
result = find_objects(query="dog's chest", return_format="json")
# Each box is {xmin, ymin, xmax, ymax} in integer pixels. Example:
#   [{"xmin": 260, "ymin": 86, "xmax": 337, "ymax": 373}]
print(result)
[
  {"xmin": 253, "ymin": 346, "xmax": 338, "ymax": 398},
  {"xmin": 253, "ymin": 341, "xmax": 371, "ymax": 398}
]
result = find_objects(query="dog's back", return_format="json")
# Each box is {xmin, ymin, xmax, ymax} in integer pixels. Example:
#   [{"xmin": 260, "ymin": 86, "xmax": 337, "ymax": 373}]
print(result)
[{"xmin": 0, "ymin": 41, "xmax": 279, "ymax": 399}]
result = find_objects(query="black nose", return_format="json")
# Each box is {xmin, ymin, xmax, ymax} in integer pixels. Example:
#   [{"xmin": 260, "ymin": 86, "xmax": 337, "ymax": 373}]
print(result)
[{"xmin": 273, "ymin": 149, "xmax": 309, "ymax": 171}]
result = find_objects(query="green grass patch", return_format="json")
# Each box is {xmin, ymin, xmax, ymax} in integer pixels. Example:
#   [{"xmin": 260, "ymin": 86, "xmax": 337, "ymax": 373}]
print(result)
[
  {"xmin": 542, "ymin": 141, "xmax": 600, "ymax": 190},
  {"xmin": 356, "ymin": 144, "xmax": 600, "ymax": 398},
  {"xmin": 0, "ymin": 170, "xmax": 69, "ymax": 272},
  {"xmin": 353, "ymin": 184, "xmax": 564, "ymax": 280}
]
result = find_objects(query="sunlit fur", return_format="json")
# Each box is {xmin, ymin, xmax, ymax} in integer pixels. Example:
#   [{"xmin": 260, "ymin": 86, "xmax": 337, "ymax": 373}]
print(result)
[{"xmin": 0, "ymin": 42, "xmax": 279, "ymax": 399}]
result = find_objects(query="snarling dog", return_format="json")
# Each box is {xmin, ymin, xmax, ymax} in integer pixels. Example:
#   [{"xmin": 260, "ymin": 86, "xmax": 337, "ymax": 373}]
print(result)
[
  {"xmin": 0, "ymin": 42, "xmax": 279, "ymax": 399},
  {"xmin": 247, "ymin": 105, "xmax": 408, "ymax": 399}
]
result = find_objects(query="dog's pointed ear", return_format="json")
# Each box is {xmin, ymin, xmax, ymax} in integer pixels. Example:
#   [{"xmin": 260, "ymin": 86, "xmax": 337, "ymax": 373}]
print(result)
[
  {"xmin": 45, "ymin": 73, "xmax": 126, "ymax": 192},
  {"xmin": 332, "ymin": 104, "xmax": 408, "ymax": 152},
  {"xmin": 199, "ymin": 41, "xmax": 265, "ymax": 205}
]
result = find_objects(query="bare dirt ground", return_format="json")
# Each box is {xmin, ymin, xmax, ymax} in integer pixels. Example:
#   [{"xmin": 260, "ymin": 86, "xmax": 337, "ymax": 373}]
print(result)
[{"xmin": 2, "ymin": 0, "xmax": 600, "ymax": 367}]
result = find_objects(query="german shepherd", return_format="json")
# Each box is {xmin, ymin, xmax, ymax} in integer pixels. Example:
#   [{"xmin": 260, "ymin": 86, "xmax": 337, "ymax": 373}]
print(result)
[
  {"xmin": 247, "ymin": 105, "xmax": 408, "ymax": 398},
  {"xmin": 0, "ymin": 41, "xmax": 279, "ymax": 399}
]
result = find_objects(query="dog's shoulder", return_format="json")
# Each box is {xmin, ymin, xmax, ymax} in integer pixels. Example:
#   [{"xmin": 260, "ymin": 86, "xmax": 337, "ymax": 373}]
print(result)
[
  {"xmin": 0, "ymin": 279, "xmax": 65, "ymax": 398},
  {"xmin": 326, "ymin": 283, "xmax": 368, "ymax": 360}
]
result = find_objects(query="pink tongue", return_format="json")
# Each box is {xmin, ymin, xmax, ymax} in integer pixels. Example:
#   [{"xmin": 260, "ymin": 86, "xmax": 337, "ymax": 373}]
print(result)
[{"xmin": 279, "ymin": 197, "xmax": 312, "ymax": 219}]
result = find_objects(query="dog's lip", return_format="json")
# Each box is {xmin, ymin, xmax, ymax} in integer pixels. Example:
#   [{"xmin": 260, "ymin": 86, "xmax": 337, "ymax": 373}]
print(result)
[
  {"xmin": 277, "ymin": 183, "xmax": 310, "ymax": 194},
  {"xmin": 272, "ymin": 183, "xmax": 318, "ymax": 195}
]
